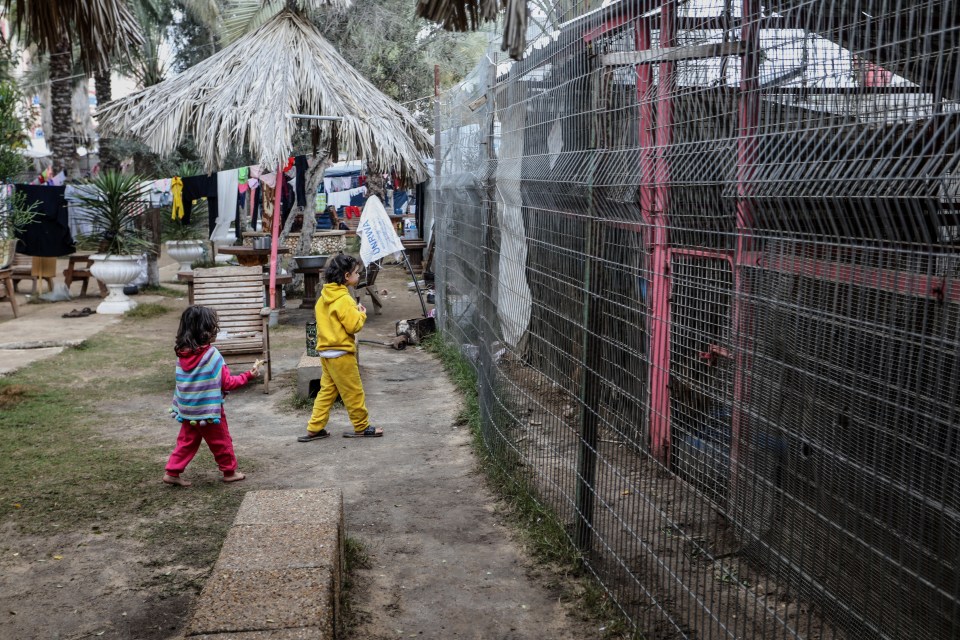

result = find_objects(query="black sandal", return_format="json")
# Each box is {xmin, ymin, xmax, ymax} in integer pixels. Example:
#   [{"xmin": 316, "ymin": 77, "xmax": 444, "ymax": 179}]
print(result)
[
  {"xmin": 342, "ymin": 426, "xmax": 383, "ymax": 438},
  {"xmin": 297, "ymin": 429, "xmax": 330, "ymax": 442}
]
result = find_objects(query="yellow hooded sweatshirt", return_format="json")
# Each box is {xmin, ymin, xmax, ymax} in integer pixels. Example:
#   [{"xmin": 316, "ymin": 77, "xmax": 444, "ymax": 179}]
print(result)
[{"xmin": 314, "ymin": 283, "xmax": 366, "ymax": 353}]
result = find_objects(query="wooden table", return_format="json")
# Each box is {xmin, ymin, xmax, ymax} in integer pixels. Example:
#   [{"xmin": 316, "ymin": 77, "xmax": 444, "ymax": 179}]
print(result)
[
  {"xmin": 178, "ymin": 271, "xmax": 293, "ymax": 308},
  {"xmin": 63, "ymin": 253, "xmax": 107, "ymax": 297},
  {"xmin": 217, "ymin": 246, "xmax": 290, "ymax": 267},
  {"xmin": 401, "ymin": 239, "xmax": 427, "ymax": 273},
  {"xmin": 293, "ymin": 266, "xmax": 324, "ymax": 309}
]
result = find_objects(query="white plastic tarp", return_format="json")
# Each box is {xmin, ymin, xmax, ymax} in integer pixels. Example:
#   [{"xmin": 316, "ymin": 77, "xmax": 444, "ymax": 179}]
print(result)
[{"xmin": 358, "ymin": 195, "xmax": 404, "ymax": 265}]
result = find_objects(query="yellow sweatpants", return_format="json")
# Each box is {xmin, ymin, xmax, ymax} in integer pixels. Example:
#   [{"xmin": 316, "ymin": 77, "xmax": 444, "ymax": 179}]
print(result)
[{"xmin": 306, "ymin": 353, "xmax": 369, "ymax": 434}]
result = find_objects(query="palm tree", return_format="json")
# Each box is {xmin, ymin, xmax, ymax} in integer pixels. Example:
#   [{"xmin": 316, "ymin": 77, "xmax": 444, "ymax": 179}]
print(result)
[
  {"xmin": 5, "ymin": 0, "xmax": 143, "ymax": 175},
  {"xmin": 95, "ymin": 0, "xmax": 168, "ymax": 172}
]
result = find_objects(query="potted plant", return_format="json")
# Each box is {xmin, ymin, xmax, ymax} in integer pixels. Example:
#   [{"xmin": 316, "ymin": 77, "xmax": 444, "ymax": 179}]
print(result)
[
  {"xmin": 164, "ymin": 211, "xmax": 210, "ymax": 273},
  {"xmin": 75, "ymin": 171, "xmax": 153, "ymax": 314},
  {"xmin": 0, "ymin": 190, "xmax": 38, "ymax": 268}
]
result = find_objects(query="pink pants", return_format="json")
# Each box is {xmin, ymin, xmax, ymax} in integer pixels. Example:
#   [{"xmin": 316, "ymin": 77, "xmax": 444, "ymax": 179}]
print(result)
[{"xmin": 165, "ymin": 407, "xmax": 237, "ymax": 476}]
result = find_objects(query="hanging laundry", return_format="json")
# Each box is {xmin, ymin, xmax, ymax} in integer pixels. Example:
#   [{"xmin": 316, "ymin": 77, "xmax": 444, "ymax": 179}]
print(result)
[
  {"xmin": 295, "ymin": 155, "xmax": 308, "ymax": 207},
  {"xmin": 64, "ymin": 184, "xmax": 99, "ymax": 241},
  {"xmin": 14, "ymin": 184, "xmax": 74, "ymax": 256},
  {"xmin": 182, "ymin": 173, "xmax": 219, "ymax": 233},
  {"xmin": 326, "ymin": 190, "xmax": 351, "ymax": 209},
  {"xmin": 238, "ymin": 166, "xmax": 249, "ymax": 183},
  {"xmin": 251, "ymin": 184, "xmax": 262, "ymax": 230},
  {"xmin": 151, "ymin": 178, "xmax": 173, "ymax": 207},
  {"xmin": 261, "ymin": 181, "xmax": 276, "ymax": 234},
  {"xmin": 348, "ymin": 186, "xmax": 368, "ymax": 207},
  {"xmin": 214, "ymin": 169, "xmax": 239, "ymax": 247},
  {"xmin": 171, "ymin": 176, "xmax": 184, "ymax": 219},
  {"xmin": 280, "ymin": 174, "xmax": 294, "ymax": 229},
  {"xmin": 260, "ymin": 171, "xmax": 277, "ymax": 189}
]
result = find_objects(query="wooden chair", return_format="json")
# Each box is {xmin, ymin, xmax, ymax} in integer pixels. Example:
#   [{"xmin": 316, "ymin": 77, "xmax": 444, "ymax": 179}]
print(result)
[
  {"xmin": 63, "ymin": 254, "xmax": 107, "ymax": 297},
  {"xmin": 192, "ymin": 266, "xmax": 272, "ymax": 393},
  {"xmin": 11, "ymin": 253, "xmax": 54, "ymax": 295},
  {"xmin": 352, "ymin": 261, "xmax": 382, "ymax": 315},
  {"xmin": 0, "ymin": 239, "xmax": 18, "ymax": 317}
]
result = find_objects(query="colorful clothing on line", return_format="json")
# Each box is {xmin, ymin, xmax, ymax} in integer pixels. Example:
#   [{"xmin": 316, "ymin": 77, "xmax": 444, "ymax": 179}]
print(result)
[{"xmin": 171, "ymin": 176, "xmax": 184, "ymax": 220}]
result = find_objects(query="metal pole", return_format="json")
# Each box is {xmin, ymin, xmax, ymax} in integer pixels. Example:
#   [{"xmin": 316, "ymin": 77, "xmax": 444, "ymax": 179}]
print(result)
[
  {"xmin": 403, "ymin": 252, "xmax": 429, "ymax": 317},
  {"xmin": 731, "ymin": 0, "xmax": 761, "ymax": 524},
  {"xmin": 285, "ymin": 114, "xmax": 344, "ymax": 121},
  {"xmin": 268, "ymin": 163, "xmax": 284, "ymax": 309},
  {"xmin": 575, "ymin": 35, "xmax": 608, "ymax": 552},
  {"xmin": 434, "ymin": 64, "xmax": 441, "ymax": 190}
]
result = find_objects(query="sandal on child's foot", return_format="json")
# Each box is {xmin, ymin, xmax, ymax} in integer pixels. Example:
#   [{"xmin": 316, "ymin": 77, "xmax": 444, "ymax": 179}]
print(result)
[
  {"xmin": 297, "ymin": 429, "xmax": 330, "ymax": 442},
  {"xmin": 222, "ymin": 471, "xmax": 246, "ymax": 483},
  {"xmin": 162, "ymin": 474, "xmax": 192, "ymax": 487},
  {"xmin": 342, "ymin": 426, "xmax": 383, "ymax": 438}
]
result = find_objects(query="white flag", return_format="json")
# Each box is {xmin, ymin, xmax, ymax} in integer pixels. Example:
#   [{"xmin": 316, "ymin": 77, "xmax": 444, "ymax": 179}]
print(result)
[{"xmin": 358, "ymin": 196, "xmax": 404, "ymax": 265}]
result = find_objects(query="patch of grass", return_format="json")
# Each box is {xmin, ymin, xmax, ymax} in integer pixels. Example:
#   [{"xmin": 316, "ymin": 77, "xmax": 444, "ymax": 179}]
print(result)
[
  {"xmin": 0, "ymin": 384, "xmax": 33, "ymax": 409},
  {"xmin": 140, "ymin": 284, "xmax": 186, "ymax": 298},
  {"xmin": 344, "ymin": 535, "xmax": 371, "ymax": 570},
  {"xmin": 287, "ymin": 392, "xmax": 313, "ymax": 411},
  {"xmin": 124, "ymin": 302, "xmax": 169, "ymax": 319},
  {"xmin": 0, "ymin": 332, "xmax": 245, "ymax": 560},
  {"xmin": 423, "ymin": 333, "xmax": 640, "ymax": 639}
]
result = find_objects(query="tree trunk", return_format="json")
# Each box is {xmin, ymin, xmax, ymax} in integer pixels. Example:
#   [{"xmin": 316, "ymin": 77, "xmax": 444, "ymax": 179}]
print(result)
[
  {"xmin": 365, "ymin": 165, "xmax": 386, "ymax": 202},
  {"xmin": 145, "ymin": 208, "xmax": 162, "ymax": 286},
  {"xmin": 49, "ymin": 37, "xmax": 78, "ymax": 178},
  {"xmin": 94, "ymin": 69, "xmax": 119, "ymax": 172},
  {"xmin": 278, "ymin": 156, "xmax": 330, "ymax": 289}
]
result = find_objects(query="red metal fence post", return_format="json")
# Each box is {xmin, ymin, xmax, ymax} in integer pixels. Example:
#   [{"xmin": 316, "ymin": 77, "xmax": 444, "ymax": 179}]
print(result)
[{"xmin": 642, "ymin": 1, "xmax": 676, "ymax": 466}]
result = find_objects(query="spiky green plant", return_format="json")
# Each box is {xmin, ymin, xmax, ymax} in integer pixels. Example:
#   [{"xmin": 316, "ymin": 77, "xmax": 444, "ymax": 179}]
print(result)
[{"xmin": 74, "ymin": 171, "xmax": 153, "ymax": 256}]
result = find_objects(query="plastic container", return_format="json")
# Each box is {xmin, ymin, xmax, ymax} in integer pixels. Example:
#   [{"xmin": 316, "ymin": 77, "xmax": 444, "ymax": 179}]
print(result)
[{"xmin": 403, "ymin": 217, "xmax": 418, "ymax": 239}]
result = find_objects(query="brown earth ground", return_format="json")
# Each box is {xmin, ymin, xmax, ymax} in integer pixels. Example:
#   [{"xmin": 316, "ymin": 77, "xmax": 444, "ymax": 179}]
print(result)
[{"xmin": 0, "ymin": 256, "xmax": 606, "ymax": 639}]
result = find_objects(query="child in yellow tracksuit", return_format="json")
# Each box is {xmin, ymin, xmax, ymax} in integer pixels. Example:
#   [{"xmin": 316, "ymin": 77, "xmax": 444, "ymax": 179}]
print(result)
[{"xmin": 298, "ymin": 254, "xmax": 383, "ymax": 441}]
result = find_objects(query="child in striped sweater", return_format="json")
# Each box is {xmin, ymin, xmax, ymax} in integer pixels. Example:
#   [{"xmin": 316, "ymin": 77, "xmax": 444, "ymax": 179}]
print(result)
[{"xmin": 163, "ymin": 305, "xmax": 261, "ymax": 487}]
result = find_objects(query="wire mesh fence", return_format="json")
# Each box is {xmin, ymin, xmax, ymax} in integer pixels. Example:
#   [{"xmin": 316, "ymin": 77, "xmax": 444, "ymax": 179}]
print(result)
[{"xmin": 431, "ymin": 1, "xmax": 960, "ymax": 638}]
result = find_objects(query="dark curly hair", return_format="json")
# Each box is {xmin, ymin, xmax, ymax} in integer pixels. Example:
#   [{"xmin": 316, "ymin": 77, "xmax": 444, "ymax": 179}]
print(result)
[
  {"xmin": 175, "ymin": 305, "xmax": 219, "ymax": 354},
  {"xmin": 324, "ymin": 253, "xmax": 360, "ymax": 285}
]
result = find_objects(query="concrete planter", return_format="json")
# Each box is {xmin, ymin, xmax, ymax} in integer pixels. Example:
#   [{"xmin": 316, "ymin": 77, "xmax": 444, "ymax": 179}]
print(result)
[
  {"xmin": 166, "ymin": 240, "xmax": 208, "ymax": 273},
  {"xmin": 90, "ymin": 254, "xmax": 142, "ymax": 314}
]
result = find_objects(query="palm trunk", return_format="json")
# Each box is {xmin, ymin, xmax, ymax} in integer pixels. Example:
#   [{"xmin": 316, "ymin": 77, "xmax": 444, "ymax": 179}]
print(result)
[
  {"xmin": 94, "ymin": 69, "xmax": 118, "ymax": 172},
  {"xmin": 365, "ymin": 165, "xmax": 386, "ymax": 202},
  {"xmin": 49, "ymin": 37, "xmax": 77, "ymax": 178}
]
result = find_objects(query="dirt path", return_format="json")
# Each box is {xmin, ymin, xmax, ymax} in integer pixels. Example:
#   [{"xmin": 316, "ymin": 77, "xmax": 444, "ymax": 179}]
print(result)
[{"xmin": 0, "ymin": 266, "xmax": 598, "ymax": 639}]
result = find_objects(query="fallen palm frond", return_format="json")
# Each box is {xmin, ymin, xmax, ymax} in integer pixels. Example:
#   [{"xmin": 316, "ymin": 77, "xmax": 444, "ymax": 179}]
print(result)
[{"xmin": 98, "ymin": 8, "xmax": 431, "ymax": 180}]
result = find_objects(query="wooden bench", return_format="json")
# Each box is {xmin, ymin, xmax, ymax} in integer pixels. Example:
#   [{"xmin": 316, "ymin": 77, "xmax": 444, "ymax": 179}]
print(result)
[
  {"xmin": 11, "ymin": 253, "xmax": 54, "ymax": 295},
  {"xmin": 63, "ymin": 253, "xmax": 107, "ymax": 297},
  {"xmin": 0, "ymin": 240, "xmax": 18, "ymax": 317},
  {"xmin": 192, "ymin": 266, "xmax": 273, "ymax": 393},
  {"xmin": 178, "ymin": 271, "xmax": 292, "ymax": 308}
]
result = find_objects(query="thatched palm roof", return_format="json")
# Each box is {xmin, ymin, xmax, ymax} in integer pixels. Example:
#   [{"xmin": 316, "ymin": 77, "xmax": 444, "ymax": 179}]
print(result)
[{"xmin": 98, "ymin": 8, "xmax": 432, "ymax": 179}]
